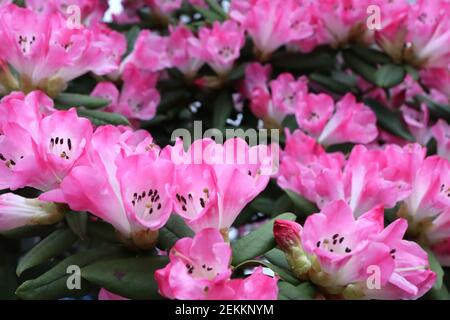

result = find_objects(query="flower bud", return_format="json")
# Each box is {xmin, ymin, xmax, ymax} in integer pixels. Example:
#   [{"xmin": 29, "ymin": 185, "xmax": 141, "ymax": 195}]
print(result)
[
  {"xmin": 273, "ymin": 219, "xmax": 302, "ymax": 251},
  {"xmin": 0, "ymin": 193, "xmax": 64, "ymax": 231}
]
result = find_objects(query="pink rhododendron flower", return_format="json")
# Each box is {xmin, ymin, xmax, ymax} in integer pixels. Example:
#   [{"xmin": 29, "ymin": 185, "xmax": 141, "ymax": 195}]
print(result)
[
  {"xmin": 91, "ymin": 64, "xmax": 160, "ymax": 121},
  {"xmin": 113, "ymin": 0, "xmax": 145, "ymax": 24},
  {"xmin": 376, "ymin": 0, "xmax": 450, "ymax": 68},
  {"xmin": 98, "ymin": 288, "xmax": 128, "ymax": 300},
  {"xmin": 398, "ymin": 156, "xmax": 450, "ymax": 265},
  {"xmin": 277, "ymin": 130, "xmax": 346, "ymax": 208},
  {"xmin": 190, "ymin": 21, "xmax": 245, "ymax": 75},
  {"xmin": 145, "ymin": 0, "xmax": 183, "ymax": 14},
  {"xmin": 421, "ymin": 68, "xmax": 450, "ymax": 100},
  {"xmin": 56, "ymin": 125, "xmax": 172, "ymax": 247},
  {"xmin": 0, "ymin": 4, "xmax": 126, "ymax": 96},
  {"xmin": 309, "ymin": 0, "xmax": 408, "ymax": 48},
  {"xmin": 275, "ymin": 200, "xmax": 436, "ymax": 299},
  {"xmin": 431, "ymin": 120, "xmax": 450, "ymax": 161},
  {"xmin": 122, "ymin": 30, "xmax": 170, "ymax": 73},
  {"xmin": 295, "ymin": 93, "xmax": 378, "ymax": 146},
  {"xmin": 243, "ymin": 63, "xmax": 308, "ymax": 126},
  {"xmin": 232, "ymin": 0, "xmax": 313, "ymax": 60},
  {"xmin": 278, "ymin": 132, "xmax": 425, "ymax": 216},
  {"xmin": 169, "ymin": 138, "xmax": 276, "ymax": 233},
  {"xmin": 0, "ymin": 193, "xmax": 63, "ymax": 231},
  {"xmin": 400, "ymin": 104, "xmax": 432, "ymax": 146},
  {"xmin": 26, "ymin": 0, "xmax": 108, "ymax": 25},
  {"xmin": 167, "ymin": 25, "xmax": 204, "ymax": 78},
  {"xmin": 0, "ymin": 91, "xmax": 90, "ymax": 193},
  {"xmin": 155, "ymin": 228, "xmax": 278, "ymax": 300}
]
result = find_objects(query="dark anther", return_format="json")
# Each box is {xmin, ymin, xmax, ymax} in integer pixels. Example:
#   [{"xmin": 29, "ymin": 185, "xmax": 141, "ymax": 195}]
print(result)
[
  {"xmin": 332, "ymin": 234, "xmax": 339, "ymax": 239},
  {"xmin": 157, "ymin": 203, "xmax": 161, "ymax": 210},
  {"xmin": 68, "ymin": 138, "xmax": 72, "ymax": 150},
  {"xmin": 345, "ymin": 248, "xmax": 351, "ymax": 253},
  {"xmin": 316, "ymin": 241, "xmax": 321, "ymax": 248}
]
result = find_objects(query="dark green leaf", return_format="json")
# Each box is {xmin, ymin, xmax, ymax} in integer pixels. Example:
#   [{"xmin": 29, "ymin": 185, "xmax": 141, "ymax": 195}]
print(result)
[
  {"xmin": 158, "ymin": 215, "xmax": 194, "ymax": 250},
  {"xmin": 310, "ymin": 73, "xmax": 353, "ymax": 94},
  {"xmin": 227, "ymin": 63, "xmax": 248, "ymax": 81},
  {"xmin": 232, "ymin": 213, "xmax": 296, "ymax": 265},
  {"xmin": 278, "ymin": 281, "xmax": 316, "ymax": 300},
  {"xmin": 425, "ymin": 248, "xmax": 444, "ymax": 290},
  {"xmin": 424, "ymin": 285, "xmax": 450, "ymax": 300},
  {"xmin": 284, "ymin": 190, "xmax": 318, "ymax": 216},
  {"xmin": 194, "ymin": 6, "xmax": 224, "ymax": 23},
  {"xmin": 264, "ymin": 249, "xmax": 300, "ymax": 285},
  {"xmin": 0, "ymin": 224, "xmax": 56, "ymax": 239},
  {"xmin": 17, "ymin": 228, "xmax": 78, "ymax": 277},
  {"xmin": 343, "ymin": 51, "xmax": 377, "ymax": 85},
  {"xmin": 272, "ymin": 51, "xmax": 336, "ymax": 73},
  {"xmin": 364, "ymin": 98, "xmax": 414, "ymax": 141},
  {"xmin": 65, "ymin": 212, "xmax": 88, "ymax": 240},
  {"xmin": 81, "ymin": 256, "xmax": 168, "ymax": 300},
  {"xmin": 87, "ymin": 221, "xmax": 119, "ymax": 243},
  {"xmin": 204, "ymin": 0, "xmax": 227, "ymax": 19},
  {"xmin": 416, "ymin": 95, "xmax": 450, "ymax": 122},
  {"xmin": 213, "ymin": 91, "xmax": 233, "ymax": 131},
  {"xmin": 76, "ymin": 109, "xmax": 130, "ymax": 126},
  {"xmin": 15, "ymin": 245, "xmax": 127, "ymax": 300},
  {"xmin": 374, "ymin": 64, "xmax": 406, "ymax": 88},
  {"xmin": 350, "ymin": 45, "xmax": 391, "ymax": 65},
  {"xmin": 55, "ymin": 93, "xmax": 110, "ymax": 110},
  {"xmin": 124, "ymin": 26, "xmax": 140, "ymax": 58}
]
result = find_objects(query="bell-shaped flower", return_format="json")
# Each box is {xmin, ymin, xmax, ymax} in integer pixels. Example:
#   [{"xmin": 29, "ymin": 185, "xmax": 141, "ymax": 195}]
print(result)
[
  {"xmin": 56, "ymin": 125, "xmax": 172, "ymax": 249},
  {"xmin": 295, "ymin": 93, "xmax": 378, "ymax": 147},
  {"xmin": 0, "ymin": 4, "xmax": 126, "ymax": 96},
  {"xmin": 155, "ymin": 228, "xmax": 278, "ymax": 300},
  {"xmin": 91, "ymin": 63, "xmax": 160, "ymax": 121},
  {"xmin": 275, "ymin": 200, "xmax": 436, "ymax": 299},
  {"xmin": 431, "ymin": 120, "xmax": 450, "ymax": 161},
  {"xmin": 190, "ymin": 21, "xmax": 245, "ymax": 76},
  {"xmin": 232, "ymin": 0, "xmax": 313, "ymax": 60},
  {"xmin": 170, "ymin": 138, "xmax": 276, "ymax": 234}
]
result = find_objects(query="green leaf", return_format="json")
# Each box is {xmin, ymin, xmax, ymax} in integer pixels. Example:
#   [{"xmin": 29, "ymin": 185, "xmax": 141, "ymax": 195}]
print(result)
[
  {"xmin": 82, "ymin": 256, "xmax": 169, "ymax": 300},
  {"xmin": 374, "ymin": 64, "xmax": 406, "ymax": 88},
  {"xmin": 264, "ymin": 249, "xmax": 300, "ymax": 285},
  {"xmin": 55, "ymin": 93, "xmax": 110, "ymax": 110},
  {"xmin": 310, "ymin": 73, "xmax": 353, "ymax": 94},
  {"xmin": 0, "ymin": 238, "xmax": 20, "ymax": 299},
  {"xmin": 404, "ymin": 65, "xmax": 419, "ymax": 81},
  {"xmin": 425, "ymin": 248, "xmax": 444, "ymax": 290},
  {"xmin": 416, "ymin": 95, "xmax": 450, "ymax": 122},
  {"xmin": 343, "ymin": 51, "xmax": 377, "ymax": 85},
  {"xmin": 227, "ymin": 63, "xmax": 248, "ymax": 81},
  {"xmin": 0, "ymin": 224, "xmax": 56, "ymax": 239},
  {"xmin": 158, "ymin": 215, "xmax": 194, "ymax": 250},
  {"xmin": 194, "ymin": 6, "xmax": 224, "ymax": 23},
  {"xmin": 16, "ymin": 228, "xmax": 78, "ymax": 277},
  {"xmin": 204, "ymin": 0, "xmax": 227, "ymax": 19},
  {"xmin": 250, "ymin": 197, "xmax": 274, "ymax": 215},
  {"xmin": 15, "ymin": 244, "xmax": 127, "ymax": 300},
  {"xmin": 123, "ymin": 25, "xmax": 140, "ymax": 58},
  {"xmin": 425, "ymin": 285, "xmax": 450, "ymax": 300},
  {"xmin": 233, "ymin": 259, "xmax": 299, "ymax": 285},
  {"xmin": 87, "ymin": 221, "xmax": 119, "ymax": 243},
  {"xmin": 76, "ymin": 108, "xmax": 130, "ymax": 126},
  {"xmin": 232, "ymin": 213, "xmax": 296, "ymax": 265},
  {"xmin": 213, "ymin": 91, "xmax": 233, "ymax": 132},
  {"xmin": 272, "ymin": 51, "xmax": 336, "ymax": 73},
  {"xmin": 350, "ymin": 45, "xmax": 391, "ymax": 65},
  {"xmin": 364, "ymin": 98, "xmax": 414, "ymax": 141},
  {"xmin": 284, "ymin": 189, "xmax": 318, "ymax": 216},
  {"xmin": 278, "ymin": 281, "xmax": 316, "ymax": 300},
  {"xmin": 65, "ymin": 212, "xmax": 88, "ymax": 240}
]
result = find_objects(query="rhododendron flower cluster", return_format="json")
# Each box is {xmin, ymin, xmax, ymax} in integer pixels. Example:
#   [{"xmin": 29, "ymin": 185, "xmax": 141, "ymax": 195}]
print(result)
[{"xmin": 0, "ymin": 0, "xmax": 449, "ymax": 303}]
